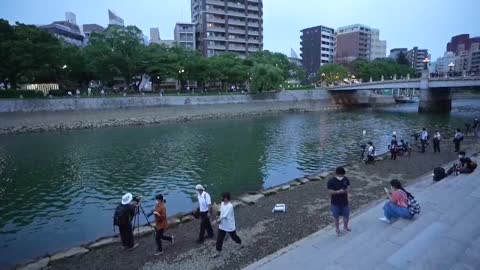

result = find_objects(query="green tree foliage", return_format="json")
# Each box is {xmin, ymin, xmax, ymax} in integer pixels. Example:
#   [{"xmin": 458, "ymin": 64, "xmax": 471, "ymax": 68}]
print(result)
[
  {"xmin": 353, "ymin": 58, "xmax": 415, "ymax": 81},
  {"xmin": 318, "ymin": 64, "xmax": 349, "ymax": 84},
  {"xmin": 250, "ymin": 63, "xmax": 283, "ymax": 92}
]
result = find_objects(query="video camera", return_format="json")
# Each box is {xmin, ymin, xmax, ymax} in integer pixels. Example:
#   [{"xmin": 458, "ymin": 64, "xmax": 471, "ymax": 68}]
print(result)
[{"xmin": 132, "ymin": 195, "xmax": 142, "ymax": 203}]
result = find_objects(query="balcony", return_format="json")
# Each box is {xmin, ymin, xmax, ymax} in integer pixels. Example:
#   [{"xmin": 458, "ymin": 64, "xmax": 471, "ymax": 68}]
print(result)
[
  {"xmin": 247, "ymin": 38, "xmax": 260, "ymax": 44},
  {"xmin": 248, "ymin": 30, "xmax": 259, "ymax": 36},
  {"xmin": 227, "ymin": 1, "xmax": 245, "ymax": 9},
  {"xmin": 248, "ymin": 0, "xmax": 259, "ymax": 3},
  {"xmin": 248, "ymin": 46, "xmax": 260, "ymax": 52},
  {"xmin": 208, "ymin": 26, "xmax": 226, "ymax": 32},
  {"xmin": 229, "ymin": 28, "xmax": 246, "ymax": 34},
  {"xmin": 248, "ymin": 21, "xmax": 259, "ymax": 27},
  {"xmin": 227, "ymin": 9, "xmax": 246, "ymax": 17},
  {"xmin": 229, "ymin": 36, "xmax": 246, "ymax": 42},
  {"xmin": 208, "ymin": 44, "xmax": 226, "ymax": 50},
  {"xmin": 228, "ymin": 19, "xmax": 246, "ymax": 26},
  {"xmin": 229, "ymin": 44, "xmax": 246, "ymax": 51},
  {"xmin": 247, "ymin": 5, "xmax": 259, "ymax": 11},
  {"xmin": 206, "ymin": 0, "xmax": 225, "ymax": 7},
  {"xmin": 206, "ymin": 35, "xmax": 226, "ymax": 41},
  {"xmin": 206, "ymin": 16, "xmax": 226, "ymax": 24},
  {"xmin": 207, "ymin": 8, "xmax": 226, "ymax": 15}
]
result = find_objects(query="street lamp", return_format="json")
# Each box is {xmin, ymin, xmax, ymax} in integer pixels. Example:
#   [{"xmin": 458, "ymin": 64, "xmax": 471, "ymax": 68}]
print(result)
[
  {"xmin": 448, "ymin": 62, "xmax": 455, "ymax": 77},
  {"xmin": 423, "ymin": 57, "xmax": 430, "ymax": 70},
  {"xmin": 62, "ymin": 65, "xmax": 68, "ymax": 70}
]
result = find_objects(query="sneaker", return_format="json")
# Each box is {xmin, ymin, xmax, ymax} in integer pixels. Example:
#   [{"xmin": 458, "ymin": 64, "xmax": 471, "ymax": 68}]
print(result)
[
  {"xmin": 379, "ymin": 217, "xmax": 391, "ymax": 224},
  {"xmin": 171, "ymin": 236, "xmax": 175, "ymax": 245},
  {"xmin": 154, "ymin": 251, "xmax": 163, "ymax": 256},
  {"xmin": 129, "ymin": 243, "xmax": 140, "ymax": 250}
]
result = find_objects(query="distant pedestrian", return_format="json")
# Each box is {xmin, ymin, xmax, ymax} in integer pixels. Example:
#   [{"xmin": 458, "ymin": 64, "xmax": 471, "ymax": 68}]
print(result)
[
  {"xmin": 87, "ymin": 88, "xmax": 92, "ymax": 96},
  {"xmin": 389, "ymin": 135, "xmax": 398, "ymax": 160},
  {"xmin": 473, "ymin": 118, "xmax": 480, "ymax": 138},
  {"xmin": 212, "ymin": 192, "xmax": 243, "ymax": 258},
  {"xmin": 433, "ymin": 131, "xmax": 441, "ymax": 153},
  {"xmin": 327, "ymin": 167, "xmax": 351, "ymax": 235},
  {"xmin": 420, "ymin": 128, "xmax": 428, "ymax": 153},
  {"xmin": 152, "ymin": 194, "xmax": 174, "ymax": 256},
  {"xmin": 453, "ymin": 129, "xmax": 463, "ymax": 152},
  {"xmin": 195, "ymin": 184, "xmax": 214, "ymax": 243},
  {"xmin": 366, "ymin": 141, "xmax": 376, "ymax": 164}
]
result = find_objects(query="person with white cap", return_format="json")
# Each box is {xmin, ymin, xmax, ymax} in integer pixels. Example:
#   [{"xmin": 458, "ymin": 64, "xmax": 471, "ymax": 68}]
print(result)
[
  {"xmin": 113, "ymin": 193, "xmax": 141, "ymax": 250},
  {"xmin": 195, "ymin": 184, "xmax": 214, "ymax": 243}
]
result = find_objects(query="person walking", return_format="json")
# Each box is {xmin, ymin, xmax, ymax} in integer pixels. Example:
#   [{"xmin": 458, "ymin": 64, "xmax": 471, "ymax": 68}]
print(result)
[
  {"xmin": 453, "ymin": 129, "xmax": 464, "ymax": 152},
  {"xmin": 379, "ymin": 180, "xmax": 414, "ymax": 223},
  {"xmin": 152, "ymin": 194, "xmax": 174, "ymax": 255},
  {"xmin": 433, "ymin": 131, "xmax": 441, "ymax": 153},
  {"xmin": 327, "ymin": 167, "xmax": 351, "ymax": 235},
  {"xmin": 113, "ymin": 193, "xmax": 140, "ymax": 250},
  {"xmin": 212, "ymin": 192, "xmax": 243, "ymax": 258},
  {"xmin": 389, "ymin": 135, "xmax": 398, "ymax": 160},
  {"xmin": 473, "ymin": 117, "xmax": 480, "ymax": 138},
  {"xmin": 195, "ymin": 184, "xmax": 214, "ymax": 243},
  {"xmin": 420, "ymin": 128, "xmax": 428, "ymax": 153}
]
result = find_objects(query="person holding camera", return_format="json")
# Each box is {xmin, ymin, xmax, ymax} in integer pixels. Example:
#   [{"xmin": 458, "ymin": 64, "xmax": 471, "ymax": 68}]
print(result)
[
  {"xmin": 453, "ymin": 129, "xmax": 464, "ymax": 152},
  {"xmin": 113, "ymin": 193, "xmax": 141, "ymax": 250},
  {"xmin": 195, "ymin": 184, "xmax": 214, "ymax": 243},
  {"xmin": 458, "ymin": 151, "xmax": 477, "ymax": 174},
  {"xmin": 212, "ymin": 192, "xmax": 243, "ymax": 258},
  {"xmin": 152, "ymin": 194, "xmax": 174, "ymax": 255}
]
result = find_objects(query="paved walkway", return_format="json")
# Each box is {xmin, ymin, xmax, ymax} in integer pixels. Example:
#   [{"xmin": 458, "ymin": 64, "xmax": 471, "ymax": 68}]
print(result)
[{"xmin": 244, "ymin": 157, "xmax": 480, "ymax": 270}]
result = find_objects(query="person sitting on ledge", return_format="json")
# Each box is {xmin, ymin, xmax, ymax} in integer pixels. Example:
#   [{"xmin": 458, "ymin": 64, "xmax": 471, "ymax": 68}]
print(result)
[
  {"xmin": 458, "ymin": 151, "xmax": 477, "ymax": 174},
  {"xmin": 379, "ymin": 179, "xmax": 413, "ymax": 224}
]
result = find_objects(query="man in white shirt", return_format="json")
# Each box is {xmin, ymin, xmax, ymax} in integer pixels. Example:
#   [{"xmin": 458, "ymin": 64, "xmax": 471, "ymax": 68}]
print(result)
[
  {"xmin": 196, "ymin": 184, "xmax": 214, "ymax": 243},
  {"xmin": 212, "ymin": 192, "xmax": 242, "ymax": 258},
  {"xmin": 420, "ymin": 128, "xmax": 429, "ymax": 153},
  {"xmin": 366, "ymin": 141, "xmax": 376, "ymax": 163}
]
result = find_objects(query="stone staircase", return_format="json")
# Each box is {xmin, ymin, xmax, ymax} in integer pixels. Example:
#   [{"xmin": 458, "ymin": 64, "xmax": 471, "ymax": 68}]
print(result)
[{"xmin": 244, "ymin": 158, "xmax": 480, "ymax": 270}]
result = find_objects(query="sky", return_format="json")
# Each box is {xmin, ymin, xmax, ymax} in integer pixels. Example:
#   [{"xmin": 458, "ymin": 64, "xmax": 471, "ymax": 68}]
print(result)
[{"xmin": 2, "ymin": 0, "xmax": 479, "ymax": 60}]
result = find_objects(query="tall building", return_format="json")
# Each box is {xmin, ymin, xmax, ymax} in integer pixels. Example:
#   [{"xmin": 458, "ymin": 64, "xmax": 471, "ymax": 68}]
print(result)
[
  {"xmin": 370, "ymin": 29, "xmax": 386, "ymax": 60},
  {"xmin": 334, "ymin": 24, "xmax": 386, "ymax": 63},
  {"xmin": 150, "ymin": 27, "xmax": 161, "ymax": 44},
  {"xmin": 435, "ymin": 51, "xmax": 457, "ymax": 75},
  {"xmin": 447, "ymin": 34, "xmax": 480, "ymax": 54},
  {"xmin": 174, "ymin": 23, "xmax": 196, "ymax": 50},
  {"xmin": 300, "ymin": 25, "xmax": 335, "ymax": 78},
  {"xmin": 108, "ymin": 9, "xmax": 124, "ymax": 26},
  {"xmin": 406, "ymin": 47, "xmax": 430, "ymax": 74},
  {"xmin": 40, "ymin": 20, "xmax": 83, "ymax": 47},
  {"xmin": 65, "ymin": 12, "xmax": 77, "ymax": 25},
  {"xmin": 82, "ymin": 24, "xmax": 105, "ymax": 46},
  {"xmin": 389, "ymin": 48, "xmax": 408, "ymax": 59},
  {"xmin": 191, "ymin": 0, "xmax": 263, "ymax": 57}
]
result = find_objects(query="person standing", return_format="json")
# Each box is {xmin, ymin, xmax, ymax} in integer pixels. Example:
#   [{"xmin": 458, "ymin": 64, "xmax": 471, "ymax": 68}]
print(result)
[
  {"xmin": 453, "ymin": 129, "xmax": 464, "ymax": 152},
  {"xmin": 195, "ymin": 184, "xmax": 214, "ymax": 243},
  {"xmin": 433, "ymin": 131, "xmax": 441, "ymax": 153},
  {"xmin": 327, "ymin": 167, "xmax": 351, "ymax": 235},
  {"xmin": 366, "ymin": 141, "xmax": 376, "ymax": 164},
  {"xmin": 420, "ymin": 128, "xmax": 428, "ymax": 153},
  {"xmin": 473, "ymin": 117, "xmax": 480, "ymax": 138},
  {"xmin": 389, "ymin": 135, "xmax": 398, "ymax": 160},
  {"xmin": 212, "ymin": 192, "xmax": 243, "ymax": 258},
  {"xmin": 152, "ymin": 194, "xmax": 174, "ymax": 255},
  {"xmin": 114, "ymin": 193, "xmax": 140, "ymax": 250}
]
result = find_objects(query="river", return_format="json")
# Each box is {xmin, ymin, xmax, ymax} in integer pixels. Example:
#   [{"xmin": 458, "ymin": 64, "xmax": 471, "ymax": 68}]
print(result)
[{"xmin": 0, "ymin": 100, "xmax": 478, "ymax": 267}]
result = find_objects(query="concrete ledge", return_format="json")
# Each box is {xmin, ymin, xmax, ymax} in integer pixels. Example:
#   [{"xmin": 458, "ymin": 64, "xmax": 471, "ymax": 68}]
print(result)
[
  {"xmin": 50, "ymin": 247, "xmax": 89, "ymax": 261},
  {"xmin": 18, "ymin": 257, "xmax": 50, "ymax": 270},
  {"xmin": 238, "ymin": 194, "xmax": 265, "ymax": 205},
  {"xmin": 88, "ymin": 237, "xmax": 120, "ymax": 249}
]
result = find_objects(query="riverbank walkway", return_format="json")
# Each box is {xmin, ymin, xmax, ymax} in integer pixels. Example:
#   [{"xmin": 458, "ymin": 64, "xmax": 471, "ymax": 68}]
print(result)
[{"xmin": 244, "ymin": 157, "xmax": 480, "ymax": 270}]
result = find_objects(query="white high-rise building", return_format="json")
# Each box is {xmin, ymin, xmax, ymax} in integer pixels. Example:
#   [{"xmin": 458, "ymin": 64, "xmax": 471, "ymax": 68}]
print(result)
[
  {"xmin": 65, "ymin": 12, "xmax": 77, "ymax": 25},
  {"xmin": 108, "ymin": 9, "xmax": 124, "ymax": 26},
  {"xmin": 150, "ymin": 27, "xmax": 161, "ymax": 44},
  {"xmin": 370, "ymin": 29, "xmax": 387, "ymax": 60},
  {"xmin": 174, "ymin": 23, "xmax": 196, "ymax": 50}
]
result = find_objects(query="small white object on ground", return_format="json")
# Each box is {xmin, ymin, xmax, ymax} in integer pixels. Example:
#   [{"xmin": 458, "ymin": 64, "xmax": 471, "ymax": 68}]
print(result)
[{"xmin": 272, "ymin": 204, "xmax": 286, "ymax": 213}]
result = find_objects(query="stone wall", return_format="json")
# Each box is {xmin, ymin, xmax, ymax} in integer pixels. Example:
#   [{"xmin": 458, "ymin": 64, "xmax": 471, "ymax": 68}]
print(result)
[{"xmin": 0, "ymin": 90, "xmax": 333, "ymax": 113}]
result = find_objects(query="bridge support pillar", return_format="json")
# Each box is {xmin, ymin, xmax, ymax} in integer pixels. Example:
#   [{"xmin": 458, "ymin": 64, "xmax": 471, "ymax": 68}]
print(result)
[{"xmin": 418, "ymin": 88, "xmax": 452, "ymax": 113}]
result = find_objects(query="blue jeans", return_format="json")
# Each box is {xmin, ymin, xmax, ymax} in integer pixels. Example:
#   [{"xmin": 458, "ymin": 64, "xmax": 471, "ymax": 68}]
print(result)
[
  {"xmin": 383, "ymin": 201, "xmax": 413, "ymax": 220},
  {"xmin": 331, "ymin": 205, "xmax": 350, "ymax": 219}
]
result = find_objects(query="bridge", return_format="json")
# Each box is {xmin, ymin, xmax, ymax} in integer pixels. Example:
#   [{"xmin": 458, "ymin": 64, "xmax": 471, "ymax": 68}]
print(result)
[{"xmin": 326, "ymin": 74, "xmax": 480, "ymax": 112}]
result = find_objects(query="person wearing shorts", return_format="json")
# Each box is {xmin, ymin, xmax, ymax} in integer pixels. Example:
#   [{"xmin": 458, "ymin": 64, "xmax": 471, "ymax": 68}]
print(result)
[{"xmin": 327, "ymin": 167, "xmax": 351, "ymax": 235}]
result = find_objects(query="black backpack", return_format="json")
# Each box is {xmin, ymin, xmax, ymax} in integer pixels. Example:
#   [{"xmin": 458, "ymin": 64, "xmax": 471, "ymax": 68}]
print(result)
[
  {"xmin": 433, "ymin": 167, "xmax": 447, "ymax": 182},
  {"xmin": 113, "ymin": 204, "xmax": 131, "ymax": 228}
]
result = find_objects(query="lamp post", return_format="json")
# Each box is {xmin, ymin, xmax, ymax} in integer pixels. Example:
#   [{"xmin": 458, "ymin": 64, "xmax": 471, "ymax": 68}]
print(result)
[
  {"xmin": 178, "ymin": 69, "xmax": 185, "ymax": 91},
  {"xmin": 448, "ymin": 62, "xmax": 455, "ymax": 77},
  {"xmin": 423, "ymin": 57, "xmax": 430, "ymax": 70}
]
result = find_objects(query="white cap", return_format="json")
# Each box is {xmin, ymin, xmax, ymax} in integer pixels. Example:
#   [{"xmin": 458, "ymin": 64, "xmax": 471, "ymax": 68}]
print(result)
[
  {"xmin": 195, "ymin": 184, "xmax": 205, "ymax": 191},
  {"xmin": 121, "ymin": 193, "xmax": 133, "ymax": 205}
]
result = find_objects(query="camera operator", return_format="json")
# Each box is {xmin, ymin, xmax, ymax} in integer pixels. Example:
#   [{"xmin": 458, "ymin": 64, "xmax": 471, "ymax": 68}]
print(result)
[
  {"xmin": 458, "ymin": 151, "xmax": 477, "ymax": 174},
  {"xmin": 420, "ymin": 128, "xmax": 428, "ymax": 153},
  {"xmin": 151, "ymin": 194, "xmax": 174, "ymax": 255},
  {"xmin": 114, "ymin": 193, "xmax": 141, "ymax": 250},
  {"xmin": 366, "ymin": 141, "xmax": 376, "ymax": 163}
]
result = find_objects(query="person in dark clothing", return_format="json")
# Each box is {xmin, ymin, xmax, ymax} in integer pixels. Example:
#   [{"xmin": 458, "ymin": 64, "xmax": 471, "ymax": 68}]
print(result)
[
  {"xmin": 433, "ymin": 131, "xmax": 441, "ymax": 153},
  {"xmin": 389, "ymin": 135, "xmax": 398, "ymax": 160},
  {"xmin": 453, "ymin": 129, "xmax": 463, "ymax": 152},
  {"xmin": 115, "ymin": 193, "xmax": 141, "ymax": 250},
  {"xmin": 420, "ymin": 128, "xmax": 428, "ymax": 153},
  {"xmin": 474, "ymin": 118, "xmax": 480, "ymax": 138},
  {"xmin": 458, "ymin": 151, "xmax": 477, "ymax": 174},
  {"xmin": 327, "ymin": 167, "xmax": 351, "ymax": 235}
]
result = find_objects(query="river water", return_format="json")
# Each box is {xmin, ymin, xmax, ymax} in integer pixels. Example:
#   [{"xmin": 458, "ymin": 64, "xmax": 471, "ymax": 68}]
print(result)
[{"xmin": 0, "ymin": 100, "xmax": 479, "ymax": 267}]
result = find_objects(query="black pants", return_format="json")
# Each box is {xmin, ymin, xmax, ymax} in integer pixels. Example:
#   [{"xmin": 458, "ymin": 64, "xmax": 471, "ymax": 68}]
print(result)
[
  {"xmin": 198, "ymin": 211, "xmax": 214, "ymax": 241},
  {"xmin": 155, "ymin": 229, "xmax": 172, "ymax": 252},
  {"xmin": 454, "ymin": 140, "xmax": 461, "ymax": 152},
  {"xmin": 421, "ymin": 139, "xmax": 426, "ymax": 152},
  {"xmin": 216, "ymin": 229, "xmax": 241, "ymax": 252},
  {"xmin": 433, "ymin": 141, "xmax": 440, "ymax": 153},
  {"xmin": 390, "ymin": 149, "xmax": 397, "ymax": 160},
  {"xmin": 119, "ymin": 224, "xmax": 134, "ymax": 248}
]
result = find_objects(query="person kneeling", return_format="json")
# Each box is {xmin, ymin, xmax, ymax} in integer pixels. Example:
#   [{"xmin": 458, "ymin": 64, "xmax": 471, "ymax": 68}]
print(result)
[
  {"xmin": 380, "ymin": 180, "xmax": 413, "ymax": 223},
  {"xmin": 458, "ymin": 151, "xmax": 477, "ymax": 174},
  {"xmin": 212, "ymin": 192, "xmax": 243, "ymax": 258}
]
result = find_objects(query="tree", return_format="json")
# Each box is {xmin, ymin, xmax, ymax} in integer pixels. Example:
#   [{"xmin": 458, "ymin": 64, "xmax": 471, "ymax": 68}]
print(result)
[
  {"xmin": 250, "ymin": 63, "xmax": 283, "ymax": 92},
  {"xmin": 353, "ymin": 58, "xmax": 415, "ymax": 81},
  {"xmin": 318, "ymin": 64, "xmax": 348, "ymax": 84},
  {"xmin": 396, "ymin": 51, "xmax": 409, "ymax": 66},
  {"xmin": 209, "ymin": 53, "xmax": 249, "ymax": 90}
]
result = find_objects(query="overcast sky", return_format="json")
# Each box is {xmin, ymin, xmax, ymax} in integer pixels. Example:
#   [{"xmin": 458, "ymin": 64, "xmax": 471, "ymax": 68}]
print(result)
[{"xmin": 2, "ymin": 0, "xmax": 479, "ymax": 60}]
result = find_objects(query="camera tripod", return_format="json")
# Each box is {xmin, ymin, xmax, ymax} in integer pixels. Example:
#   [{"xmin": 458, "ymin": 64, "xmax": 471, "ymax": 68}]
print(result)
[{"xmin": 133, "ymin": 205, "xmax": 155, "ymax": 236}]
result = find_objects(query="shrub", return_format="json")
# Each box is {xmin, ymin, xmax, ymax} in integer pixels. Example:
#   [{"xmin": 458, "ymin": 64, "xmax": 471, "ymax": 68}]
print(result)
[{"xmin": 0, "ymin": 90, "xmax": 44, "ymax": 98}]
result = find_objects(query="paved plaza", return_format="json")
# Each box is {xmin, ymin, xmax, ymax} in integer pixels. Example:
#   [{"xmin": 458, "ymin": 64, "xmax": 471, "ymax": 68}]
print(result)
[{"xmin": 244, "ymin": 157, "xmax": 480, "ymax": 270}]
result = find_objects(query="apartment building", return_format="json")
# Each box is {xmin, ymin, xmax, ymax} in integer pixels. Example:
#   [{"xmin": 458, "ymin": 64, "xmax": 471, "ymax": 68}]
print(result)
[
  {"xmin": 191, "ymin": 0, "xmax": 263, "ymax": 57},
  {"xmin": 406, "ymin": 47, "xmax": 430, "ymax": 74},
  {"xmin": 174, "ymin": 23, "xmax": 196, "ymax": 50},
  {"xmin": 150, "ymin": 27, "xmax": 161, "ymax": 44},
  {"xmin": 370, "ymin": 29, "xmax": 386, "ymax": 60},
  {"xmin": 389, "ymin": 48, "xmax": 408, "ymax": 59},
  {"xmin": 335, "ymin": 24, "xmax": 386, "ymax": 63},
  {"xmin": 300, "ymin": 25, "xmax": 335, "ymax": 78}
]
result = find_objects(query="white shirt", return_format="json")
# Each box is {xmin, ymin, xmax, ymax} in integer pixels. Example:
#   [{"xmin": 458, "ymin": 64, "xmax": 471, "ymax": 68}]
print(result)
[
  {"xmin": 434, "ymin": 133, "xmax": 441, "ymax": 140},
  {"xmin": 368, "ymin": 145, "xmax": 375, "ymax": 156},
  {"xmin": 197, "ymin": 191, "xmax": 211, "ymax": 213},
  {"xmin": 218, "ymin": 202, "xmax": 236, "ymax": 232},
  {"xmin": 421, "ymin": 131, "xmax": 428, "ymax": 140}
]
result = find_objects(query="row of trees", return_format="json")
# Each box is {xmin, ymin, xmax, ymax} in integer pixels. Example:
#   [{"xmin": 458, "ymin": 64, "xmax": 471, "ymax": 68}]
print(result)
[{"xmin": 0, "ymin": 20, "xmax": 305, "ymax": 92}]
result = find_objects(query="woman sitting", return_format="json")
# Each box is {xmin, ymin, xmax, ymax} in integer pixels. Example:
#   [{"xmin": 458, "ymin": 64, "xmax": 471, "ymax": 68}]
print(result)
[{"xmin": 380, "ymin": 179, "xmax": 413, "ymax": 223}]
